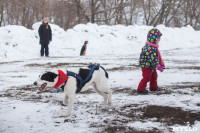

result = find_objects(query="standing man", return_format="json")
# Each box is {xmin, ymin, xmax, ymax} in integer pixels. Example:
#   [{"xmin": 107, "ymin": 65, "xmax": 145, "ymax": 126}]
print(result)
[{"xmin": 38, "ymin": 18, "xmax": 52, "ymax": 57}]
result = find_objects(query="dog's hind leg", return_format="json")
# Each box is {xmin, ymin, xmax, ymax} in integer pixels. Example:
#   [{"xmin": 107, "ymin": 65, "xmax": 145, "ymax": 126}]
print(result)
[
  {"xmin": 102, "ymin": 93, "xmax": 108, "ymax": 105},
  {"xmin": 93, "ymin": 83, "xmax": 108, "ymax": 105},
  {"xmin": 106, "ymin": 88, "xmax": 112, "ymax": 105}
]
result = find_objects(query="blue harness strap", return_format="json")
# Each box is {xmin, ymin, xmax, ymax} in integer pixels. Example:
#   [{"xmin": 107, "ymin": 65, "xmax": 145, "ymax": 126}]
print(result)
[
  {"xmin": 83, "ymin": 65, "xmax": 98, "ymax": 83},
  {"xmin": 67, "ymin": 71, "xmax": 83, "ymax": 88},
  {"xmin": 59, "ymin": 64, "xmax": 99, "ymax": 93}
]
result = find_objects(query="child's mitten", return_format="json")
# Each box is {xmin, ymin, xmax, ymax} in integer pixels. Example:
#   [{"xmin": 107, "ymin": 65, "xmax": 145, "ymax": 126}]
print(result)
[{"xmin": 156, "ymin": 64, "xmax": 164, "ymax": 72}]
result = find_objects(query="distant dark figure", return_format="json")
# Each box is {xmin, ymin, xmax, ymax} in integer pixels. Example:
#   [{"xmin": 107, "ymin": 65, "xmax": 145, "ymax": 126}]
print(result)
[
  {"xmin": 38, "ymin": 18, "xmax": 52, "ymax": 57},
  {"xmin": 80, "ymin": 41, "xmax": 88, "ymax": 56}
]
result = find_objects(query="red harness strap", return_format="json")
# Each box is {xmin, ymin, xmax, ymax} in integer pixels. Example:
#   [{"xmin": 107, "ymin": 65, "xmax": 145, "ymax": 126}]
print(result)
[{"xmin": 53, "ymin": 70, "xmax": 69, "ymax": 88}]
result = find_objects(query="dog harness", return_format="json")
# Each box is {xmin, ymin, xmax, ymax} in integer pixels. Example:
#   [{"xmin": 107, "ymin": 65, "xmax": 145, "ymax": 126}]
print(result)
[{"xmin": 56, "ymin": 64, "xmax": 99, "ymax": 93}]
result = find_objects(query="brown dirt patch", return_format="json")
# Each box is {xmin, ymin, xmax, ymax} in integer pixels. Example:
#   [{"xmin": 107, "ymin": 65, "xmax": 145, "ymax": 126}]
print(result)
[
  {"xmin": 177, "ymin": 66, "xmax": 200, "ymax": 70},
  {"xmin": 0, "ymin": 61, "xmax": 23, "ymax": 65},
  {"xmin": 25, "ymin": 62, "xmax": 89, "ymax": 68},
  {"xmin": 50, "ymin": 63, "xmax": 89, "ymax": 67},
  {"xmin": 143, "ymin": 105, "xmax": 200, "ymax": 125},
  {"xmin": 165, "ymin": 58, "xmax": 200, "ymax": 65},
  {"xmin": 0, "ymin": 85, "xmax": 55, "ymax": 103},
  {"xmin": 107, "ymin": 65, "xmax": 139, "ymax": 72},
  {"xmin": 104, "ymin": 126, "xmax": 160, "ymax": 133},
  {"xmin": 119, "ymin": 104, "xmax": 200, "ymax": 126},
  {"xmin": 0, "ymin": 93, "xmax": 13, "ymax": 98},
  {"xmin": 92, "ymin": 104, "xmax": 200, "ymax": 133},
  {"xmin": 113, "ymin": 87, "xmax": 132, "ymax": 94},
  {"xmin": 25, "ymin": 62, "xmax": 105, "ymax": 68},
  {"xmin": 164, "ymin": 82, "xmax": 200, "ymax": 92},
  {"xmin": 166, "ymin": 65, "xmax": 200, "ymax": 70}
]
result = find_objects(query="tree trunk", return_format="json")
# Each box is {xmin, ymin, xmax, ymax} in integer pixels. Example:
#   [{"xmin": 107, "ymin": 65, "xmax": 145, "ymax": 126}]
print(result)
[{"xmin": 0, "ymin": 0, "xmax": 4, "ymax": 26}]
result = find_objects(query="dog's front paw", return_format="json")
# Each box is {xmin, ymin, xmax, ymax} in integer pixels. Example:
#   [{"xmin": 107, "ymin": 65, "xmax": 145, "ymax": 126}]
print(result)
[{"xmin": 60, "ymin": 113, "xmax": 71, "ymax": 117}]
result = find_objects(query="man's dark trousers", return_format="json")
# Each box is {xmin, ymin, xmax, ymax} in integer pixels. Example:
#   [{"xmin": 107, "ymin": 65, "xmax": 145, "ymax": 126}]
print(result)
[{"xmin": 41, "ymin": 43, "xmax": 49, "ymax": 57}]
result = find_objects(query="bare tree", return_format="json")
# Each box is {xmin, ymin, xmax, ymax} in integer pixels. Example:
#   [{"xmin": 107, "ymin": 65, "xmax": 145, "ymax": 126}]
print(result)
[
  {"xmin": 0, "ymin": 0, "xmax": 200, "ymax": 30},
  {"xmin": 0, "ymin": 0, "xmax": 4, "ymax": 26}
]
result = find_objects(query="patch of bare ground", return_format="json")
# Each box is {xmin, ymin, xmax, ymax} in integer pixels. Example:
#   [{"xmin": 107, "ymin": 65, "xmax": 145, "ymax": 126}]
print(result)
[
  {"xmin": 107, "ymin": 65, "xmax": 139, "ymax": 72},
  {"xmin": 178, "ymin": 66, "xmax": 200, "ymax": 70},
  {"xmin": 112, "ymin": 87, "xmax": 172, "ymax": 95},
  {"xmin": 0, "ymin": 85, "xmax": 56, "ymax": 103},
  {"xmin": 142, "ymin": 105, "xmax": 200, "ymax": 125},
  {"xmin": 25, "ymin": 63, "xmax": 48, "ymax": 67},
  {"xmin": 129, "ymin": 82, "xmax": 200, "ymax": 95},
  {"xmin": 93, "ymin": 104, "xmax": 200, "ymax": 133},
  {"xmin": 104, "ymin": 127, "xmax": 160, "ymax": 133},
  {"xmin": 90, "ymin": 104, "xmax": 163, "ymax": 133},
  {"xmin": 166, "ymin": 65, "xmax": 200, "ymax": 70},
  {"xmin": 0, "ymin": 61, "xmax": 23, "ymax": 65},
  {"xmin": 25, "ymin": 62, "xmax": 110, "ymax": 68},
  {"xmin": 164, "ymin": 82, "xmax": 200, "ymax": 93},
  {"xmin": 113, "ymin": 87, "xmax": 132, "ymax": 94},
  {"xmin": 166, "ymin": 59, "xmax": 199, "ymax": 64},
  {"xmin": 25, "ymin": 62, "xmax": 90, "ymax": 68},
  {"xmin": 50, "ymin": 63, "xmax": 89, "ymax": 67},
  {"xmin": 129, "ymin": 88, "xmax": 173, "ymax": 96},
  {"xmin": 1, "ymin": 81, "xmax": 199, "ymax": 133}
]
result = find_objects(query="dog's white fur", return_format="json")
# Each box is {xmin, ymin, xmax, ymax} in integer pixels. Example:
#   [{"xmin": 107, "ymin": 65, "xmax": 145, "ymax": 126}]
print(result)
[{"xmin": 35, "ymin": 67, "xmax": 112, "ymax": 117}]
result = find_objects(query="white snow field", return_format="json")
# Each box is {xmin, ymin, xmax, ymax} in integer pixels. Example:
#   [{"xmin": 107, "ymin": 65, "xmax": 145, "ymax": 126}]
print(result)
[{"xmin": 0, "ymin": 23, "xmax": 200, "ymax": 133}]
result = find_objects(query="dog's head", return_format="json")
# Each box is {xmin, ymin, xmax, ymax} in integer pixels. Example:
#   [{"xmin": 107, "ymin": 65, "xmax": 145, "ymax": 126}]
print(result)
[{"xmin": 34, "ymin": 71, "xmax": 58, "ymax": 91}]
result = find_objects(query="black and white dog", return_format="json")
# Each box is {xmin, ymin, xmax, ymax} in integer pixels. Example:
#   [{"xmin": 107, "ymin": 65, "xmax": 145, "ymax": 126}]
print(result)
[{"xmin": 34, "ymin": 64, "xmax": 112, "ymax": 117}]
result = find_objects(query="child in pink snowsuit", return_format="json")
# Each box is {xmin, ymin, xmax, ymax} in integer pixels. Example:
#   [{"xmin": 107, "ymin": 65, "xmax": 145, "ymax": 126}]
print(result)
[{"xmin": 137, "ymin": 28, "xmax": 165, "ymax": 94}]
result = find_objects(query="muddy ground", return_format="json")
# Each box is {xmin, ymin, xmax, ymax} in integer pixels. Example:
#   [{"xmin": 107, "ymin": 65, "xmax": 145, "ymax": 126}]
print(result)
[
  {"xmin": 1, "ymin": 84, "xmax": 199, "ymax": 133},
  {"xmin": 0, "ymin": 55, "xmax": 200, "ymax": 133}
]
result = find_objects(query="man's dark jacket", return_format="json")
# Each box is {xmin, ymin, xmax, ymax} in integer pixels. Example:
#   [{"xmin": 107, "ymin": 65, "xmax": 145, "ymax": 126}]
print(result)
[{"xmin": 38, "ymin": 24, "xmax": 52, "ymax": 44}]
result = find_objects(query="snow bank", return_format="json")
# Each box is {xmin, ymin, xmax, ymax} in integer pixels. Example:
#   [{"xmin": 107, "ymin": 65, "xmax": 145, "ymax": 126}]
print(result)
[
  {"xmin": 0, "ymin": 25, "xmax": 39, "ymax": 60},
  {"xmin": 1, "ymin": 23, "xmax": 200, "ymax": 61}
]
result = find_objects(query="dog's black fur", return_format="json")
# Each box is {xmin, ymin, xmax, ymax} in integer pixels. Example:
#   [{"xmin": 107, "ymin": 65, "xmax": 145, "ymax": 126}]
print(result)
[
  {"xmin": 76, "ymin": 66, "xmax": 100, "ymax": 93},
  {"xmin": 41, "ymin": 72, "xmax": 58, "ymax": 82}
]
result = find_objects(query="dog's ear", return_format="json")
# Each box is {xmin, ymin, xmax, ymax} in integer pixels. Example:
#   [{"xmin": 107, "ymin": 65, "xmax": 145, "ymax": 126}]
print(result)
[{"xmin": 41, "ymin": 72, "xmax": 58, "ymax": 82}]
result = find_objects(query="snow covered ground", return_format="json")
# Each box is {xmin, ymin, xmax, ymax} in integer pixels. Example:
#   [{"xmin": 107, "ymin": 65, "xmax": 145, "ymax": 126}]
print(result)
[{"xmin": 0, "ymin": 23, "xmax": 200, "ymax": 133}]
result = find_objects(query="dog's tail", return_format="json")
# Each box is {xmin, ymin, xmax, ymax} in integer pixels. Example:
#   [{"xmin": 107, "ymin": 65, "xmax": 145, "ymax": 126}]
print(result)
[
  {"xmin": 88, "ymin": 64, "xmax": 109, "ymax": 79},
  {"xmin": 99, "ymin": 65, "xmax": 109, "ymax": 79}
]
